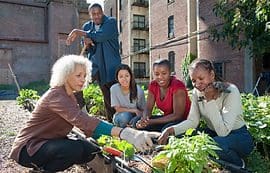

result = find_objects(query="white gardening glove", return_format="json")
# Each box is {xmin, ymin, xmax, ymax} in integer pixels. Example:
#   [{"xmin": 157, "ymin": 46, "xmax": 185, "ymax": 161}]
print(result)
[{"xmin": 120, "ymin": 127, "xmax": 160, "ymax": 152}]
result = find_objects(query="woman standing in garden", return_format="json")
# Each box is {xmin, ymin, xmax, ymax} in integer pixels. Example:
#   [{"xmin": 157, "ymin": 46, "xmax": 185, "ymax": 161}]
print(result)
[
  {"xmin": 110, "ymin": 64, "xmax": 146, "ymax": 128},
  {"xmin": 9, "ymin": 55, "xmax": 159, "ymax": 172},
  {"xmin": 158, "ymin": 59, "xmax": 254, "ymax": 167},
  {"xmin": 136, "ymin": 59, "xmax": 191, "ymax": 132}
]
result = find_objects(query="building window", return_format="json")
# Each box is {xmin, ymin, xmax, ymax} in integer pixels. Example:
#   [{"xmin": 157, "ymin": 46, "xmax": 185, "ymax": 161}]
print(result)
[
  {"xmin": 120, "ymin": 20, "xmax": 122, "ymax": 33},
  {"xmin": 119, "ymin": 41, "xmax": 122, "ymax": 55},
  {"xmin": 133, "ymin": 39, "xmax": 146, "ymax": 52},
  {"xmin": 168, "ymin": 15, "xmax": 174, "ymax": 39},
  {"xmin": 214, "ymin": 62, "xmax": 224, "ymax": 79},
  {"xmin": 133, "ymin": 62, "xmax": 146, "ymax": 78},
  {"xmin": 110, "ymin": 8, "xmax": 113, "ymax": 16},
  {"xmin": 133, "ymin": 15, "xmax": 145, "ymax": 29},
  {"xmin": 168, "ymin": 51, "xmax": 175, "ymax": 73}
]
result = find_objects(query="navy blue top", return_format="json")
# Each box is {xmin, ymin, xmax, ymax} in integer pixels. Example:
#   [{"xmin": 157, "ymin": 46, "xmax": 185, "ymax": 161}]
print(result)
[{"xmin": 82, "ymin": 15, "xmax": 121, "ymax": 85}]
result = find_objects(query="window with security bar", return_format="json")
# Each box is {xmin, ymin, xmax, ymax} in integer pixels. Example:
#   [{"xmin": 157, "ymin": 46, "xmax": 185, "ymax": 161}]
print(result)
[{"xmin": 133, "ymin": 62, "xmax": 146, "ymax": 78}]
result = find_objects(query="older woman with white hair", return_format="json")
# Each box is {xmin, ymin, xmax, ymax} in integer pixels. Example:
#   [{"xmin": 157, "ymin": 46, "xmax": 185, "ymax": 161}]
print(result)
[{"xmin": 9, "ymin": 55, "xmax": 159, "ymax": 172}]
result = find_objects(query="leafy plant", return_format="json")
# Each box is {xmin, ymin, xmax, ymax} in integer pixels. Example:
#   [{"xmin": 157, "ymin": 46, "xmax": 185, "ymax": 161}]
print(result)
[
  {"xmin": 152, "ymin": 129, "xmax": 220, "ymax": 173},
  {"xmin": 16, "ymin": 89, "xmax": 40, "ymax": 111},
  {"xmin": 97, "ymin": 135, "xmax": 135, "ymax": 158},
  {"xmin": 241, "ymin": 93, "xmax": 270, "ymax": 145},
  {"xmin": 210, "ymin": 0, "xmax": 270, "ymax": 57},
  {"xmin": 181, "ymin": 53, "xmax": 196, "ymax": 89},
  {"xmin": 83, "ymin": 84, "xmax": 105, "ymax": 116},
  {"xmin": 246, "ymin": 149, "xmax": 270, "ymax": 173}
]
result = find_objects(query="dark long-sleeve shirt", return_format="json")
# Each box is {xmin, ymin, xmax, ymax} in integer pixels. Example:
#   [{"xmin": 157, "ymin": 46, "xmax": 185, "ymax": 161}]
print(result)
[{"xmin": 82, "ymin": 15, "xmax": 121, "ymax": 85}]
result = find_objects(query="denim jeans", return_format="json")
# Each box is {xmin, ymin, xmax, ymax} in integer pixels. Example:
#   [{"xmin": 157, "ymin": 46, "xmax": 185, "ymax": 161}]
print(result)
[
  {"xmin": 200, "ymin": 126, "xmax": 254, "ymax": 167},
  {"xmin": 113, "ymin": 112, "xmax": 138, "ymax": 128},
  {"xmin": 18, "ymin": 138, "xmax": 100, "ymax": 172}
]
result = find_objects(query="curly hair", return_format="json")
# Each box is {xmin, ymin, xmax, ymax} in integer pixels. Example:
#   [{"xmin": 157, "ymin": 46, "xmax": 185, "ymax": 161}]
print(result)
[{"xmin": 49, "ymin": 55, "xmax": 91, "ymax": 88}]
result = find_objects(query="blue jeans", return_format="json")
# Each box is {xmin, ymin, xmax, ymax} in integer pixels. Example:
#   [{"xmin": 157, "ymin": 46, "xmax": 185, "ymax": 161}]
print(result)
[
  {"xmin": 113, "ymin": 112, "xmax": 139, "ymax": 128},
  {"xmin": 200, "ymin": 126, "xmax": 254, "ymax": 167}
]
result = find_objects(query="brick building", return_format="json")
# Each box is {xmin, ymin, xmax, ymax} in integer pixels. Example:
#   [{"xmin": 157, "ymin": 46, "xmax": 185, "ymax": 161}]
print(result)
[
  {"xmin": 98, "ymin": 1, "xmax": 270, "ymax": 93},
  {"xmin": 104, "ymin": 0, "xmax": 150, "ymax": 84},
  {"xmin": 0, "ymin": 0, "xmax": 89, "ymax": 86}
]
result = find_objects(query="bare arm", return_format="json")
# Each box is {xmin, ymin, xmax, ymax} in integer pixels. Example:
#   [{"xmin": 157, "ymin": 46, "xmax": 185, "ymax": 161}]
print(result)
[
  {"xmin": 143, "ymin": 91, "xmax": 155, "ymax": 118},
  {"xmin": 114, "ymin": 106, "xmax": 143, "ymax": 116}
]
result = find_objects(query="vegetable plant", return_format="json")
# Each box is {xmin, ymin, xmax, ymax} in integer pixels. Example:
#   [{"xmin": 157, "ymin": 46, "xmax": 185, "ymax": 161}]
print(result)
[
  {"xmin": 83, "ymin": 84, "xmax": 105, "ymax": 116},
  {"xmin": 152, "ymin": 129, "xmax": 220, "ymax": 173},
  {"xmin": 97, "ymin": 135, "xmax": 135, "ymax": 158}
]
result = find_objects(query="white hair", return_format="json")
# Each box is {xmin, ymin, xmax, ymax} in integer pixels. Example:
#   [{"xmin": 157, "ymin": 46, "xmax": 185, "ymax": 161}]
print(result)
[{"xmin": 49, "ymin": 55, "xmax": 91, "ymax": 88}]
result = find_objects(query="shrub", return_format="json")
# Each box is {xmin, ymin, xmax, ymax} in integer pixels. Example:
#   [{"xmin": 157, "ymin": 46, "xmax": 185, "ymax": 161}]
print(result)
[
  {"xmin": 16, "ymin": 89, "xmax": 40, "ymax": 112},
  {"xmin": 241, "ymin": 94, "xmax": 270, "ymax": 145},
  {"xmin": 83, "ymin": 84, "xmax": 105, "ymax": 116}
]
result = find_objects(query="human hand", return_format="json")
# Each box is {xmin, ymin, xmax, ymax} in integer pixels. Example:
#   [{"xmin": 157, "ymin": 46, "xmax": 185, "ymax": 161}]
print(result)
[
  {"xmin": 136, "ymin": 118, "xmax": 149, "ymax": 129},
  {"xmin": 84, "ymin": 37, "xmax": 95, "ymax": 47},
  {"xmin": 120, "ymin": 127, "xmax": 160, "ymax": 151},
  {"xmin": 66, "ymin": 29, "xmax": 79, "ymax": 45},
  {"xmin": 158, "ymin": 127, "xmax": 175, "ymax": 145},
  {"xmin": 128, "ymin": 115, "xmax": 141, "ymax": 128}
]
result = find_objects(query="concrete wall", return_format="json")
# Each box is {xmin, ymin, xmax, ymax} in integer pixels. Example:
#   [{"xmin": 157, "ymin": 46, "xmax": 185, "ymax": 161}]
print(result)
[{"xmin": 0, "ymin": 0, "xmax": 88, "ymax": 86}]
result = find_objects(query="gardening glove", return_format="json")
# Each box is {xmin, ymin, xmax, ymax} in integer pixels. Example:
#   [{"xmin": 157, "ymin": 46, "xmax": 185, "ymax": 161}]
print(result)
[{"xmin": 120, "ymin": 127, "xmax": 160, "ymax": 152}]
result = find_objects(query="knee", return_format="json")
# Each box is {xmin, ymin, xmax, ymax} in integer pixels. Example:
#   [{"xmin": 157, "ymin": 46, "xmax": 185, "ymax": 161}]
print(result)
[{"xmin": 113, "ymin": 112, "xmax": 132, "ymax": 128}]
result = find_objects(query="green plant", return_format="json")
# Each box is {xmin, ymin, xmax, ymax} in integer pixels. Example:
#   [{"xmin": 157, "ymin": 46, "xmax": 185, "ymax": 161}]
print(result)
[
  {"xmin": 181, "ymin": 53, "xmax": 196, "ymax": 89},
  {"xmin": 210, "ymin": 0, "xmax": 270, "ymax": 57},
  {"xmin": 83, "ymin": 84, "xmax": 105, "ymax": 116},
  {"xmin": 246, "ymin": 149, "xmax": 270, "ymax": 173},
  {"xmin": 152, "ymin": 129, "xmax": 220, "ymax": 173},
  {"xmin": 16, "ymin": 89, "xmax": 40, "ymax": 111},
  {"xmin": 241, "ymin": 93, "xmax": 270, "ymax": 145},
  {"xmin": 97, "ymin": 135, "xmax": 135, "ymax": 158}
]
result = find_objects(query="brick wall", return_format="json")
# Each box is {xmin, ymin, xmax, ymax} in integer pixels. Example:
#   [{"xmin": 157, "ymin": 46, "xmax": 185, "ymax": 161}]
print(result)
[
  {"xmin": 198, "ymin": 0, "xmax": 245, "ymax": 90},
  {"xmin": 150, "ymin": 0, "xmax": 188, "ymax": 80}
]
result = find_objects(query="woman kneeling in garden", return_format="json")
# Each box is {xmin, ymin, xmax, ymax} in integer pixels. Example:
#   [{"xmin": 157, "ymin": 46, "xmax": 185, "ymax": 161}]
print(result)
[
  {"xmin": 136, "ymin": 59, "xmax": 191, "ymax": 132},
  {"xmin": 110, "ymin": 64, "xmax": 146, "ymax": 128},
  {"xmin": 9, "ymin": 55, "xmax": 159, "ymax": 172},
  {"xmin": 158, "ymin": 59, "xmax": 254, "ymax": 167}
]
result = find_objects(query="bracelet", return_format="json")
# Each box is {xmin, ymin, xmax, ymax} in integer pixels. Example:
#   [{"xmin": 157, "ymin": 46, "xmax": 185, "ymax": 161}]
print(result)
[{"xmin": 119, "ymin": 127, "xmax": 126, "ymax": 139}]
